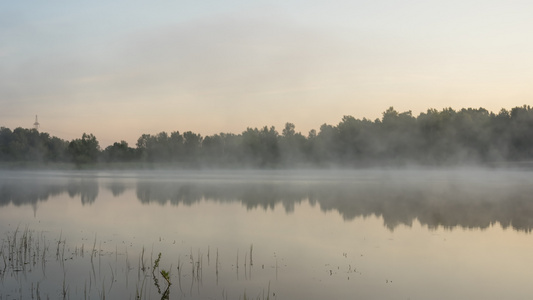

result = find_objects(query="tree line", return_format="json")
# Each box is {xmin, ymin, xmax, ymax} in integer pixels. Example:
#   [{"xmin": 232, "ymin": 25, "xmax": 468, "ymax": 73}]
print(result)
[{"xmin": 1, "ymin": 105, "xmax": 533, "ymax": 168}]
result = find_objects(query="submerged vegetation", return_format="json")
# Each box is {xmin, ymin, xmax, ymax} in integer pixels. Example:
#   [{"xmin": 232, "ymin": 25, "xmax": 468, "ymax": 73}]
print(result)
[
  {"xmin": 2, "ymin": 105, "xmax": 533, "ymax": 168},
  {"xmin": 0, "ymin": 227, "xmax": 272, "ymax": 299}
]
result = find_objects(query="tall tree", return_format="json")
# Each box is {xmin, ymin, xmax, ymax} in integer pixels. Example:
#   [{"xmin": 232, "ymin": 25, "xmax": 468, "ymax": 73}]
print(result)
[{"xmin": 68, "ymin": 133, "xmax": 101, "ymax": 165}]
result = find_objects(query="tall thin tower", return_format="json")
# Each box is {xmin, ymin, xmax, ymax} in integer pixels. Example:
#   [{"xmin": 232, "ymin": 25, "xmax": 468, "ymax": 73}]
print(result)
[{"xmin": 33, "ymin": 115, "xmax": 40, "ymax": 131}]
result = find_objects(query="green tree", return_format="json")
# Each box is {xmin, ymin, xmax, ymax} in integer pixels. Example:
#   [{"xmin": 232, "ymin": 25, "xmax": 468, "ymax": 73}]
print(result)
[
  {"xmin": 104, "ymin": 140, "xmax": 137, "ymax": 162},
  {"xmin": 44, "ymin": 135, "xmax": 69, "ymax": 162},
  {"xmin": 0, "ymin": 127, "xmax": 14, "ymax": 161},
  {"xmin": 508, "ymin": 105, "xmax": 533, "ymax": 159},
  {"xmin": 241, "ymin": 126, "xmax": 280, "ymax": 167},
  {"xmin": 169, "ymin": 131, "xmax": 184, "ymax": 162},
  {"xmin": 417, "ymin": 108, "xmax": 457, "ymax": 164},
  {"xmin": 313, "ymin": 123, "xmax": 339, "ymax": 164},
  {"xmin": 280, "ymin": 122, "xmax": 307, "ymax": 166},
  {"xmin": 68, "ymin": 133, "xmax": 101, "ymax": 165},
  {"xmin": 378, "ymin": 107, "xmax": 417, "ymax": 164},
  {"xmin": 179, "ymin": 131, "xmax": 202, "ymax": 166}
]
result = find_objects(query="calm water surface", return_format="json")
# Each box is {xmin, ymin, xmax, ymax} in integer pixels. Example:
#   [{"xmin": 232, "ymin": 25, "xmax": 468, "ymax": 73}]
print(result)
[{"xmin": 1, "ymin": 169, "xmax": 533, "ymax": 299}]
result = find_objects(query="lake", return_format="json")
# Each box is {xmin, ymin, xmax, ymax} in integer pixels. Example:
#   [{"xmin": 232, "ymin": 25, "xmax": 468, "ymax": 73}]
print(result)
[{"xmin": 1, "ymin": 169, "xmax": 533, "ymax": 299}]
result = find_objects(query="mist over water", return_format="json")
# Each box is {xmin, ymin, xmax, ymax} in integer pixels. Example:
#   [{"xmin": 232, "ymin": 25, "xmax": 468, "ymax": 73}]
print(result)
[
  {"xmin": 2, "ymin": 169, "xmax": 533, "ymax": 232},
  {"xmin": 1, "ymin": 168, "xmax": 533, "ymax": 299}
]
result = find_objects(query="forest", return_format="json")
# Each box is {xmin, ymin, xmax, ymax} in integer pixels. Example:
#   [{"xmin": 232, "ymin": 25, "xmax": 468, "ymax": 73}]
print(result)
[{"xmin": 1, "ymin": 105, "xmax": 533, "ymax": 168}]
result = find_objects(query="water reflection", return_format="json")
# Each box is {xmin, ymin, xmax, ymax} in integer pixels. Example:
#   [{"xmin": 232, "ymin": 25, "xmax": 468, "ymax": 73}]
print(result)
[
  {"xmin": 134, "ymin": 178, "xmax": 533, "ymax": 232},
  {"xmin": 66, "ymin": 179, "xmax": 99, "ymax": 205},
  {"xmin": 0, "ymin": 179, "xmax": 64, "ymax": 206},
  {"xmin": 106, "ymin": 181, "xmax": 126, "ymax": 197},
  {"xmin": 0, "ymin": 176, "xmax": 99, "ymax": 206},
  {"xmin": 1, "ymin": 170, "xmax": 533, "ymax": 232}
]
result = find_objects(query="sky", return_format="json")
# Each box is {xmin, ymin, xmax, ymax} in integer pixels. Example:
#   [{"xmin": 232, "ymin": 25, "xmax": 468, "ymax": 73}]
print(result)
[{"xmin": 2, "ymin": 0, "xmax": 533, "ymax": 147}]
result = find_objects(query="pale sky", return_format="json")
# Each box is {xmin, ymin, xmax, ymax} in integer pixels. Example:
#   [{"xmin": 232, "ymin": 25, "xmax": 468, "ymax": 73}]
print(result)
[{"xmin": 2, "ymin": 1, "xmax": 532, "ymax": 146}]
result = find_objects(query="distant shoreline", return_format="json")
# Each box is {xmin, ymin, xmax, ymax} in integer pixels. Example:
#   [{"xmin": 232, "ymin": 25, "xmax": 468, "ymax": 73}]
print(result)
[{"xmin": 3, "ymin": 105, "xmax": 533, "ymax": 168}]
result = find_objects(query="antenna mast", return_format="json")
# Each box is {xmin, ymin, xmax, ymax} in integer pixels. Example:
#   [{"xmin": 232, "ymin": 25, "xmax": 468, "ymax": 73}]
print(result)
[{"xmin": 33, "ymin": 115, "xmax": 40, "ymax": 131}]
